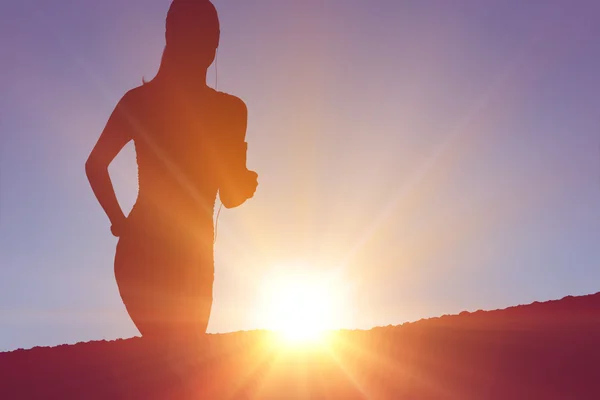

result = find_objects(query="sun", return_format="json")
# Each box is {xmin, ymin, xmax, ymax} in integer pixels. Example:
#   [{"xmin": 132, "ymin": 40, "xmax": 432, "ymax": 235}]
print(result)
[{"xmin": 259, "ymin": 269, "xmax": 339, "ymax": 344}]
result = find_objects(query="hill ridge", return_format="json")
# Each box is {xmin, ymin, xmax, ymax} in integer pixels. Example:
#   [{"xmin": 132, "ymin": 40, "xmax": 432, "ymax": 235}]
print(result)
[
  {"xmin": 1, "ymin": 291, "xmax": 599, "ymax": 399},
  {"xmin": 7, "ymin": 291, "xmax": 599, "ymax": 354}
]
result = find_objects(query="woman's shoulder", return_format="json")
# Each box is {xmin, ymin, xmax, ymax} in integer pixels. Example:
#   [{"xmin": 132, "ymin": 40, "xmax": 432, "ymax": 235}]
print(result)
[
  {"xmin": 113, "ymin": 85, "xmax": 147, "ymax": 115},
  {"xmin": 114, "ymin": 83, "xmax": 166, "ymax": 123},
  {"xmin": 213, "ymin": 90, "xmax": 247, "ymax": 118},
  {"xmin": 121, "ymin": 83, "xmax": 154, "ymax": 106}
]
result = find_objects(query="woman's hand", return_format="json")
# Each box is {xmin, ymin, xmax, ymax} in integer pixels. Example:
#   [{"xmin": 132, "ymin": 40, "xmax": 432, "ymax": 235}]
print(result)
[
  {"xmin": 110, "ymin": 215, "xmax": 128, "ymax": 238},
  {"xmin": 220, "ymin": 169, "xmax": 258, "ymax": 209},
  {"xmin": 243, "ymin": 170, "xmax": 259, "ymax": 199}
]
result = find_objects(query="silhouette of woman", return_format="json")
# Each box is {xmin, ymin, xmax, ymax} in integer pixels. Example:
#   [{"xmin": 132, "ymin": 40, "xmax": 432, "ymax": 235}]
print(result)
[{"xmin": 86, "ymin": 0, "xmax": 257, "ymax": 343}]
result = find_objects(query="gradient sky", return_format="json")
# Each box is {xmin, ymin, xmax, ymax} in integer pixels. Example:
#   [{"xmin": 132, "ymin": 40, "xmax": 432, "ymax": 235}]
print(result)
[{"xmin": 1, "ymin": 0, "xmax": 600, "ymax": 351}]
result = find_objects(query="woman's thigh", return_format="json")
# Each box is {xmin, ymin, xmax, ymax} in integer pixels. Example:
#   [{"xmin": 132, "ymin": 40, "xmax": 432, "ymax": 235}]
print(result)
[{"xmin": 114, "ymin": 234, "xmax": 214, "ymax": 338}]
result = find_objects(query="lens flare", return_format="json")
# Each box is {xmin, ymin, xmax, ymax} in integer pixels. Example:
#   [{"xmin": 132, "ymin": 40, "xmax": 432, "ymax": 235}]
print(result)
[{"xmin": 259, "ymin": 268, "xmax": 338, "ymax": 344}]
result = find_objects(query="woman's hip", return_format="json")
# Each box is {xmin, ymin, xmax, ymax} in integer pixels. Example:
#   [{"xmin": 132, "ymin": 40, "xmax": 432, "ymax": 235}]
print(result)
[{"xmin": 114, "ymin": 232, "xmax": 214, "ymax": 293}]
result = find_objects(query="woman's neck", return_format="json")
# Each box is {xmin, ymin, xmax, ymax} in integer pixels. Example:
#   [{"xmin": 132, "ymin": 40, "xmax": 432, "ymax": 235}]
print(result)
[{"xmin": 154, "ymin": 66, "xmax": 210, "ymax": 93}]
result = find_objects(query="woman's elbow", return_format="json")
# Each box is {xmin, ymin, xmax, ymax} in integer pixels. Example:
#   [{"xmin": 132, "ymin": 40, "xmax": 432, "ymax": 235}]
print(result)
[
  {"xmin": 85, "ymin": 156, "xmax": 107, "ymax": 179},
  {"xmin": 85, "ymin": 158, "xmax": 95, "ymax": 178}
]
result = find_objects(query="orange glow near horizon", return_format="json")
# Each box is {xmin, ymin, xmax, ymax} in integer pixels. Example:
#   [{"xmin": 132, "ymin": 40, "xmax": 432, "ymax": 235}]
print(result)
[{"xmin": 258, "ymin": 266, "xmax": 344, "ymax": 344}]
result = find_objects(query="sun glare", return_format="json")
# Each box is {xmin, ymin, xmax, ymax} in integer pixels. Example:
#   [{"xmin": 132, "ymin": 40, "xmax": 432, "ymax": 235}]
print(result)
[{"xmin": 260, "ymin": 269, "xmax": 339, "ymax": 344}]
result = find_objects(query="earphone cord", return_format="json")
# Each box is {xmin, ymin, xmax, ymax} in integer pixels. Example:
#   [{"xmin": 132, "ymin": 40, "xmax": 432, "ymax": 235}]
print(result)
[
  {"xmin": 213, "ymin": 202, "xmax": 223, "ymax": 244},
  {"xmin": 214, "ymin": 49, "xmax": 223, "ymax": 244}
]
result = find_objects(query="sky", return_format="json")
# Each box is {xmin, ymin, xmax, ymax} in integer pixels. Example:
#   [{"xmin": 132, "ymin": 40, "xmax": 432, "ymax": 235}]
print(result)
[{"xmin": 1, "ymin": 0, "xmax": 600, "ymax": 351}]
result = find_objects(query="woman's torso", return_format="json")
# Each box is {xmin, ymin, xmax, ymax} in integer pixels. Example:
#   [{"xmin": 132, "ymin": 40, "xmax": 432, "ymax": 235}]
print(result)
[{"xmin": 123, "ymin": 80, "xmax": 233, "ymax": 242}]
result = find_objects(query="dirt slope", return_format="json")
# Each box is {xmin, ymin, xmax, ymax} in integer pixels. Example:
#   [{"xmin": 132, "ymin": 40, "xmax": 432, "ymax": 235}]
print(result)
[{"xmin": 1, "ymin": 293, "xmax": 599, "ymax": 399}]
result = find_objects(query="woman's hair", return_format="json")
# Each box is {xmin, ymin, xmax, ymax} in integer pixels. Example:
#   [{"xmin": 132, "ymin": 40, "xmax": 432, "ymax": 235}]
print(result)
[{"xmin": 147, "ymin": 0, "xmax": 220, "ymax": 83}]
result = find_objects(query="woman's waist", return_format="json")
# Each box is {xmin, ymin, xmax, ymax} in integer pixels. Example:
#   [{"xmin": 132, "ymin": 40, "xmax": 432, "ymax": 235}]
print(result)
[{"xmin": 127, "ymin": 198, "xmax": 214, "ymax": 234}]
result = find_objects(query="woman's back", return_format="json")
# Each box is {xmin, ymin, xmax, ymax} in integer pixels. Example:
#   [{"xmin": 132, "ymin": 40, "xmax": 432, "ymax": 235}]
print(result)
[{"xmin": 123, "ymin": 81, "xmax": 239, "ymax": 232}]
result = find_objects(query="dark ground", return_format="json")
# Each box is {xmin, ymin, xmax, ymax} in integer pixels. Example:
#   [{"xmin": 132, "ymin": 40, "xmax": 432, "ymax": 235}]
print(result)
[{"xmin": 1, "ymin": 292, "xmax": 599, "ymax": 399}]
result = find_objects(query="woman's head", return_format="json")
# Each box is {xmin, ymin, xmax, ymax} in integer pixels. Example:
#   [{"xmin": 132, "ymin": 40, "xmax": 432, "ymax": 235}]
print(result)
[{"xmin": 161, "ymin": 0, "xmax": 220, "ymax": 77}]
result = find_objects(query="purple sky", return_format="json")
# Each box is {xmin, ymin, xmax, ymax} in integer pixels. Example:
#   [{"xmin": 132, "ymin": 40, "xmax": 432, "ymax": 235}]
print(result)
[{"xmin": 1, "ymin": 0, "xmax": 600, "ymax": 351}]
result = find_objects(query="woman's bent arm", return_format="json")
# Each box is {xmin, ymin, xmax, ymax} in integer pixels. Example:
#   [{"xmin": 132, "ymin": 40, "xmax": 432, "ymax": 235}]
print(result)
[
  {"xmin": 86, "ymin": 94, "xmax": 133, "ymax": 236},
  {"xmin": 219, "ymin": 96, "xmax": 258, "ymax": 209}
]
